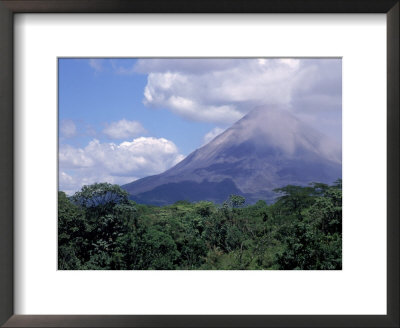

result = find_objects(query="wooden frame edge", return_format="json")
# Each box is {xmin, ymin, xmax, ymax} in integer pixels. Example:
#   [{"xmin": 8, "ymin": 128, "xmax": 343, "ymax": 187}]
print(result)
[
  {"xmin": 0, "ymin": 0, "xmax": 14, "ymax": 326},
  {"xmin": 0, "ymin": 1, "xmax": 398, "ymax": 327}
]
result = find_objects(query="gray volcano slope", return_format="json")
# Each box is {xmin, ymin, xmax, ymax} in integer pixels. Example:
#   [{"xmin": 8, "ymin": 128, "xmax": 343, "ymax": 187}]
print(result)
[{"xmin": 122, "ymin": 107, "xmax": 342, "ymax": 205}]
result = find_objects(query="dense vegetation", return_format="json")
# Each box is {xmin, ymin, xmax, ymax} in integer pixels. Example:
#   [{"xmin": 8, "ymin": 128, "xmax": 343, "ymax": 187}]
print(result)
[{"xmin": 58, "ymin": 180, "xmax": 342, "ymax": 270}]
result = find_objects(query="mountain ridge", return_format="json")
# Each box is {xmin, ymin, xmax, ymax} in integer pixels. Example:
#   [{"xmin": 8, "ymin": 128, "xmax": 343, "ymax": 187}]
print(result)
[{"xmin": 122, "ymin": 106, "xmax": 341, "ymax": 205}]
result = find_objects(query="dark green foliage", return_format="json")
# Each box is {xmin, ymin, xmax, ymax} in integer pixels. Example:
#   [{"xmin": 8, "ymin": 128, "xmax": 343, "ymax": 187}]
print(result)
[
  {"xmin": 58, "ymin": 181, "xmax": 342, "ymax": 270},
  {"xmin": 227, "ymin": 194, "xmax": 246, "ymax": 208},
  {"xmin": 58, "ymin": 191, "xmax": 86, "ymax": 269},
  {"xmin": 133, "ymin": 228, "xmax": 179, "ymax": 269},
  {"xmin": 275, "ymin": 182, "xmax": 342, "ymax": 270}
]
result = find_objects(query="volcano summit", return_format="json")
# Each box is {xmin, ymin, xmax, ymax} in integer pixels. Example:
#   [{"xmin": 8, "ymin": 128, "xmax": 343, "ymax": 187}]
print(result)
[{"xmin": 122, "ymin": 106, "xmax": 342, "ymax": 205}]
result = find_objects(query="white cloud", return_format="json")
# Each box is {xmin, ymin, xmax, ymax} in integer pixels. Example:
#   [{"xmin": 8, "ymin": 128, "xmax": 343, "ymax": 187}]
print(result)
[
  {"xmin": 279, "ymin": 58, "xmax": 301, "ymax": 69},
  {"xmin": 136, "ymin": 58, "xmax": 342, "ymax": 142},
  {"xmin": 59, "ymin": 170, "xmax": 138, "ymax": 196},
  {"xmin": 89, "ymin": 59, "xmax": 104, "ymax": 72},
  {"xmin": 103, "ymin": 119, "xmax": 147, "ymax": 139},
  {"xmin": 59, "ymin": 137, "xmax": 185, "ymax": 194},
  {"xmin": 135, "ymin": 58, "xmax": 248, "ymax": 75},
  {"xmin": 60, "ymin": 119, "xmax": 77, "ymax": 138},
  {"xmin": 203, "ymin": 127, "xmax": 225, "ymax": 145},
  {"xmin": 139, "ymin": 59, "xmax": 302, "ymax": 124},
  {"xmin": 59, "ymin": 171, "xmax": 80, "ymax": 196}
]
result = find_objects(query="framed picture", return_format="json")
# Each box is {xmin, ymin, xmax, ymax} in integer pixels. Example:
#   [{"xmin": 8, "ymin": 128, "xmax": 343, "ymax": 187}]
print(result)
[
  {"xmin": 58, "ymin": 56, "xmax": 343, "ymax": 271},
  {"xmin": 0, "ymin": 0, "xmax": 398, "ymax": 327}
]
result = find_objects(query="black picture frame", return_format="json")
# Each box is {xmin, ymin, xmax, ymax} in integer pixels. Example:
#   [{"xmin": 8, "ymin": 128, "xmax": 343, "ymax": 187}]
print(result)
[{"xmin": 0, "ymin": 1, "xmax": 398, "ymax": 327}]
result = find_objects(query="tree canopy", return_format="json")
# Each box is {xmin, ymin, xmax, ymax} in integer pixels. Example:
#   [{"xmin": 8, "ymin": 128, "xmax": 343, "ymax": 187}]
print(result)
[{"xmin": 59, "ymin": 181, "xmax": 342, "ymax": 270}]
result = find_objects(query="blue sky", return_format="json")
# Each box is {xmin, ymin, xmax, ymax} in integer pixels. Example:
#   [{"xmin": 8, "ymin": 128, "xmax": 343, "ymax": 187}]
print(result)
[
  {"xmin": 59, "ymin": 58, "xmax": 342, "ymax": 194},
  {"xmin": 59, "ymin": 59, "xmax": 215, "ymax": 153}
]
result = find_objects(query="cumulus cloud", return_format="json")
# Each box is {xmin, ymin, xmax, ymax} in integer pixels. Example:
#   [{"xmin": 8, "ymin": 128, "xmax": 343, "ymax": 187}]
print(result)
[
  {"xmin": 59, "ymin": 171, "xmax": 80, "ymax": 196},
  {"xmin": 203, "ymin": 127, "xmax": 225, "ymax": 145},
  {"xmin": 140, "ymin": 59, "xmax": 301, "ymax": 124},
  {"xmin": 59, "ymin": 170, "xmax": 137, "ymax": 196},
  {"xmin": 103, "ymin": 119, "xmax": 147, "ymax": 139},
  {"xmin": 136, "ymin": 58, "xmax": 342, "ymax": 141},
  {"xmin": 60, "ymin": 119, "xmax": 77, "ymax": 138},
  {"xmin": 59, "ymin": 137, "xmax": 185, "ymax": 194}
]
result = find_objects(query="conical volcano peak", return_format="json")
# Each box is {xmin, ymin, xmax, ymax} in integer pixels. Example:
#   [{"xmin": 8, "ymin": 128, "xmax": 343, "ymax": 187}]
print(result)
[
  {"xmin": 207, "ymin": 105, "xmax": 340, "ymax": 163},
  {"xmin": 229, "ymin": 106, "xmax": 304, "ymax": 151},
  {"xmin": 123, "ymin": 106, "xmax": 341, "ymax": 205},
  {"xmin": 199, "ymin": 106, "xmax": 297, "ymax": 151}
]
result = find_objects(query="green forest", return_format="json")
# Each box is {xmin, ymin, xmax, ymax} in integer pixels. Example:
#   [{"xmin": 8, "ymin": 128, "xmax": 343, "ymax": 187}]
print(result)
[{"xmin": 58, "ymin": 180, "xmax": 342, "ymax": 270}]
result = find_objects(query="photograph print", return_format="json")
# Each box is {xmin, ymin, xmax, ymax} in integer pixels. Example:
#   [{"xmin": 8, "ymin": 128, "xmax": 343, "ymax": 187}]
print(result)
[{"xmin": 58, "ymin": 58, "xmax": 342, "ymax": 270}]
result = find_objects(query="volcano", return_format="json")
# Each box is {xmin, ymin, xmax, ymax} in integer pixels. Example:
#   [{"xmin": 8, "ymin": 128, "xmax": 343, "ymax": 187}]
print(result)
[{"xmin": 122, "ymin": 106, "xmax": 341, "ymax": 205}]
